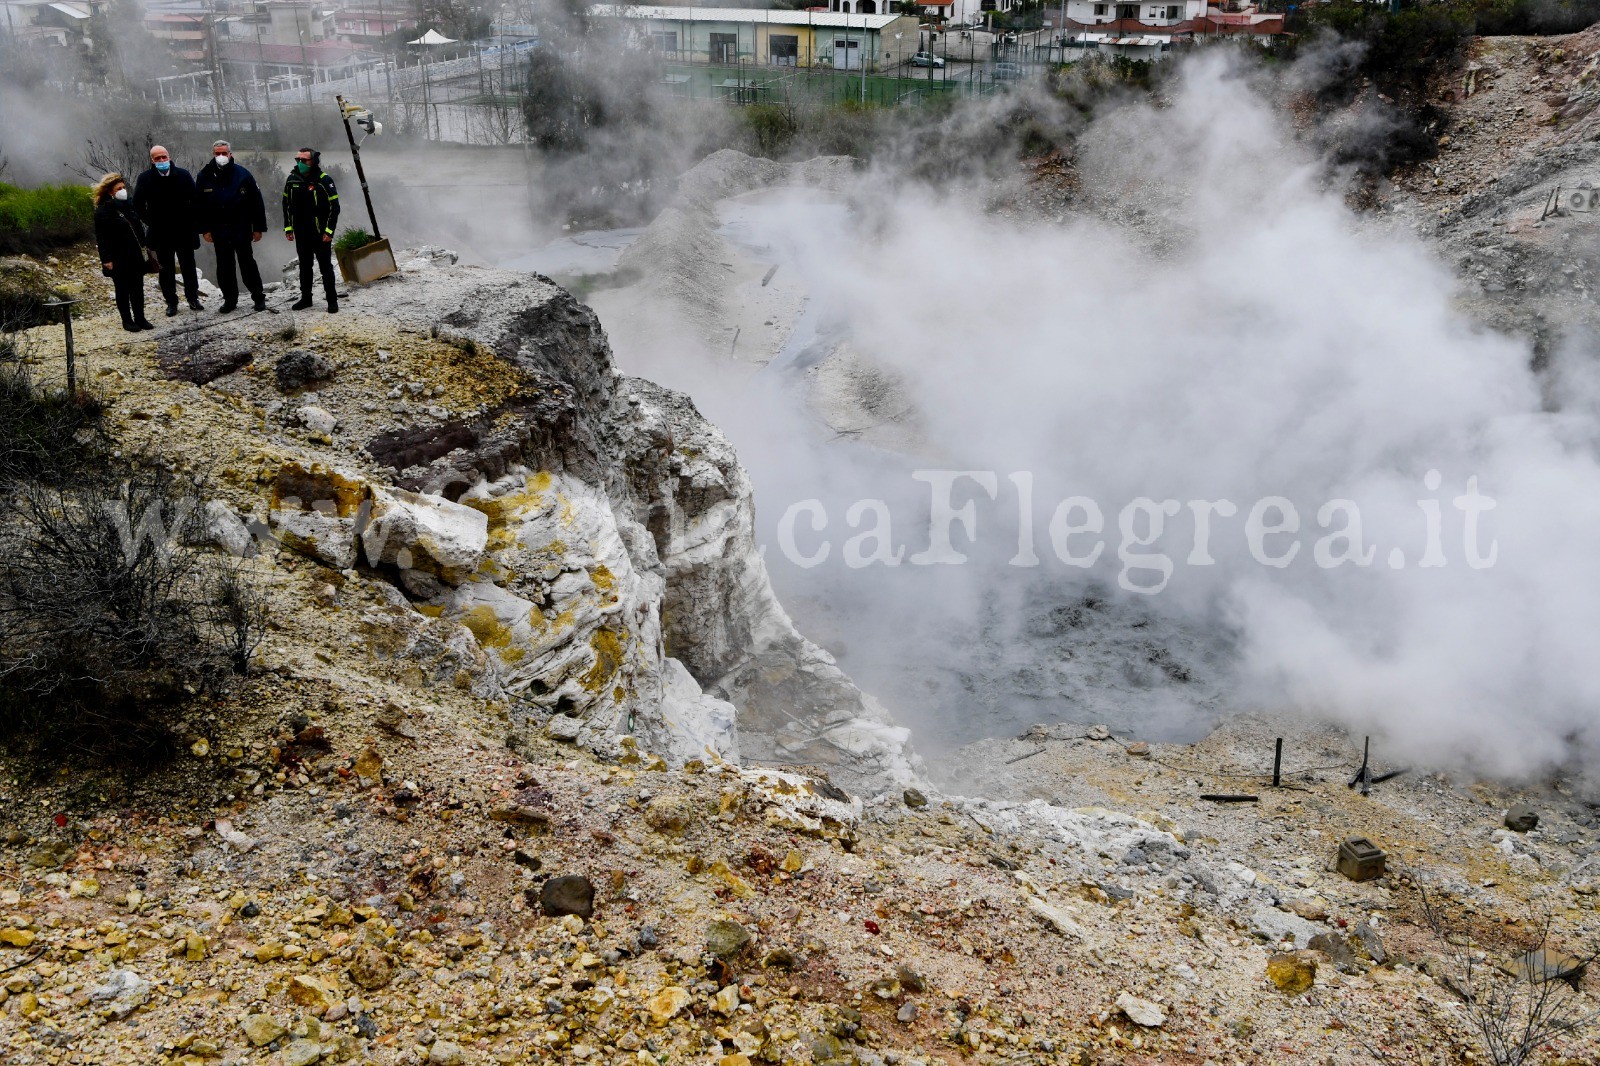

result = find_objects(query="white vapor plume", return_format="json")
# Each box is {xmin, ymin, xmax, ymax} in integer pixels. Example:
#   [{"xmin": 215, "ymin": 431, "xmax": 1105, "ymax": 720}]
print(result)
[{"xmin": 652, "ymin": 54, "xmax": 1600, "ymax": 778}]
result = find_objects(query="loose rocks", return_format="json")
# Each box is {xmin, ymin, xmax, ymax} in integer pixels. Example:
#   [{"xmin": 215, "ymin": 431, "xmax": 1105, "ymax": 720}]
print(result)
[
  {"xmin": 275, "ymin": 349, "xmax": 334, "ymax": 392},
  {"xmin": 540, "ymin": 874, "xmax": 595, "ymax": 919},
  {"xmin": 1505, "ymin": 805, "xmax": 1540, "ymax": 832},
  {"xmin": 1266, "ymin": 952, "xmax": 1318, "ymax": 994},
  {"xmin": 706, "ymin": 919, "xmax": 752, "ymax": 960}
]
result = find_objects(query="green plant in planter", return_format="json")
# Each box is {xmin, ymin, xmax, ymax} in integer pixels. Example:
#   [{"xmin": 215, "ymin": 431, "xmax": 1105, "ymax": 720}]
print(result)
[{"xmin": 334, "ymin": 227, "xmax": 373, "ymax": 253}]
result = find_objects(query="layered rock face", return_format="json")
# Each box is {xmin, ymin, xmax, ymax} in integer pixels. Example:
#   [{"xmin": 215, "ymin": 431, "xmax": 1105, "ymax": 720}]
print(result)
[{"xmin": 169, "ymin": 262, "xmax": 912, "ymax": 791}]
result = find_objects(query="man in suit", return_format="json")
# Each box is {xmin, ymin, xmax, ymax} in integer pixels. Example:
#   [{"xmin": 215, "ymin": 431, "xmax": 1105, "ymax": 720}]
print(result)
[{"xmin": 132, "ymin": 144, "xmax": 204, "ymax": 316}]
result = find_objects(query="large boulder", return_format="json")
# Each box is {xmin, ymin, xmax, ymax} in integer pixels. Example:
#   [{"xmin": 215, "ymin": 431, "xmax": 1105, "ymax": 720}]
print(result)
[{"xmin": 360, "ymin": 485, "xmax": 488, "ymax": 584}]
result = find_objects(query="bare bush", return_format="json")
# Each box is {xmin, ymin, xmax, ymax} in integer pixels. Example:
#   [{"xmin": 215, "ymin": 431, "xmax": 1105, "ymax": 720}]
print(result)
[
  {"xmin": 1416, "ymin": 881, "xmax": 1600, "ymax": 1065},
  {"xmin": 0, "ymin": 463, "xmax": 267, "ymax": 760},
  {"xmin": 0, "ymin": 335, "xmax": 105, "ymax": 485}
]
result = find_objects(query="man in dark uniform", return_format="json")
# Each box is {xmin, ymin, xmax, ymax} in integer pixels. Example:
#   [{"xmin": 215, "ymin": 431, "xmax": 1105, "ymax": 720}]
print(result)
[
  {"xmin": 281, "ymin": 147, "xmax": 340, "ymax": 313},
  {"xmin": 195, "ymin": 139, "xmax": 267, "ymax": 313},
  {"xmin": 132, "ymin": 144, "xmax": 203, "ymax": 316}
]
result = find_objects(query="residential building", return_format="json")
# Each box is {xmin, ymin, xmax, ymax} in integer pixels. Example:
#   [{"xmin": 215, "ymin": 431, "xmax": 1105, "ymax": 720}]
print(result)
[
  {"xmin": 1063, "ymin": 0, "xmax": 1204, "ymax": 26},
  {"xmin": 592, "ymin": 5, "xmax": 920, "ymax": 72},
  {"xmin": 331, "ymin": 3, "xmax": 414, "ymax": 47},
  {"xmin": 143, "ymin": 1, "xmax": 215, "ymax": 65},
  {"xmin": 1057, "ymin": 0, "xmax": 1285, "ymax": 58},
  {"xmin": 0, "ymin": 0, "xmax": 105, "ymax": 50}
]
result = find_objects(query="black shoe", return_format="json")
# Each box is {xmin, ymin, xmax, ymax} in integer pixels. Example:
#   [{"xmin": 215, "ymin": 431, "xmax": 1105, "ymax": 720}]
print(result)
[
  {"xmin": 252, "ymin": 299, "xmax": 267, "ymax": 312},
  {"xmin": 121, "ymin": 321, "xmax": 140, "ymax": 333},
  {"xmin": 218, "ymin": 301, "xmax": 237, "ymax": 313},
  {"xmin": 166, "ymin": 303, "xmax": 179, "ymax": 317},
  {"xmin": 326, "ymin": 299, "xmax": 338, "ymax": 314},
  {"xmin": 135, "ymin": 319, "xmax": 156, "ymax": 331},
  {"xmin": 292, "ymin": 296, "xmax": 314, "ymax": 311},
  {"xmin": 188, "ymin": 300, "xmax": 204, "ymax": 311}
]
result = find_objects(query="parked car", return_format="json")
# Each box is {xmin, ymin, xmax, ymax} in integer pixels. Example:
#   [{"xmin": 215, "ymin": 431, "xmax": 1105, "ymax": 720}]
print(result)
[
  {"xmin": 911, "ymin": 51, "xmax": 945, "ymax": 68},
  {"xmin": 993, "ymin": 61, "xmax": 1024, "ymax": 80}
]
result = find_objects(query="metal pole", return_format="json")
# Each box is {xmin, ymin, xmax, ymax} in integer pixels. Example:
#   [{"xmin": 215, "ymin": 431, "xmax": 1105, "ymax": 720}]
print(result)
[
  {"xmin": 63, "ymin": 309, "xmax": 76, "ymax": 396},
  {"xmin": 1272, "ymin": 737, "xmax": 1282, "ymax": 788},
  {"xmin": 204, "ymin": 1, "xmax": 225, "ymax": 131},
  {"xmin": 336, "ymin": 94, "xmax": 382, "ymax": 237}
]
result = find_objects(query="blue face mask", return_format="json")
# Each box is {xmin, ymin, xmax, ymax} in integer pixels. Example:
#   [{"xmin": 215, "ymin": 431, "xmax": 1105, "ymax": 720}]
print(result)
[{"xmin": 155, "ymin": 161, "xmax": 171, "ymax": 174}]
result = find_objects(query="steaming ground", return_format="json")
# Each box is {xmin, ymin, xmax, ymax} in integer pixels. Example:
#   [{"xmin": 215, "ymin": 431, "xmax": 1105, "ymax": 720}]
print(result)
[{"xmin": 505, "ymin": 55, "xmax": 1600, "ymax": 784}]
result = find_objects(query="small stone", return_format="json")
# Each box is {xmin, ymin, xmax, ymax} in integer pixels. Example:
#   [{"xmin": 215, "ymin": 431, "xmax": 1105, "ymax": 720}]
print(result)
[
  {"xmin": 546, "ymin": 714, "xmax": 583, "ymax": 742},
  {"xmin": 288, "ymin": 974, "xmax": 340, "ymax": 1013},
  {"xmin": 68, "ymin": 877, "xmax": 100, "ymax": 898},
  {"xmin": 896, "ymin": 1001, "xmax": 918, "ymax": 1023},
  {"xmin": 241, "ymin": 1013, "xmax": 288, "ymax": 1046},
  {"xmin": 427, "ymin": 1039, "xmax": 466, "ymax": 1065},
  {"xmin": 280, "ymin": 1039, "xmax": 321, "ymax": 1066},
  {"xmin": 719, "ymin": 1055, "xmax": 753, "ymax": 1066},
  {"xmin": 711, "ymin": 983, "xmax": 741, "ymax": 1015},
  {"xmin": 1287, "ymin": 897, "xmax": 1329, "ymax": 922},
  {"xmin": 1125, "ymin": 742, "xmax": 1151, "ymax": 757},
  {"xmin": 347, "ymin": 945, "xmax": 395, "ymax": 990},
  {"xmin": 1351, "ymin": 922, "xmax": 1387, "ymax": 964},
  {"xmin": 1308, "ymin": 933, "xmax": 1363, "ymax": 973},
  {"xmin": 0, "ymin": 928, "xmax": 36, "ymax": 947},
  {"xmin": 353, "ymin": 748, "xmax": 383, "ymax": 788},
  {"xmin": 810, "ymin": 1034, "xmax": 844, "ymax": 1061},
  {"xmin": 541, "ymin": 874, "xmax": 595, "ymax": 919},
  {"xmin": 274, "ymin": 349, "xmax": 334, "ymax": 392},
  {"xmin": 706, "ymin": 919, "xmax": 751, "ymax": 960},
  {"xmin": 1505, "ymin": 805, "xmax": 1539, "ymax": 833},
  {"xmin": 488, "ymin": 804, "xmax": 549, "ymax": 827},
  {"xmin": 781, "ymin": 850, "xmax": 803, "ymax": 873},
  {"xmin": 88, "ymin": 968, "xmax": 151, "ymax": 1018},
  {"xmin": 214, "ymin": 818, "xmax": 258, "ymax": 853},
  {"xmin": 1266, "ymin": 952, "xmax": 1318, "ymax": 994},
  {"xmin": 1116, "ymin": 991, "xmax": 1166, "ymax": 1027},
  {"xmin": 296, "ymin": 405, "xmax": 338, "ymax": 436},
  {"xmin": 902, "ymin": 788, "xmax": 928, "ymax": 809},
  {"xmin": 644, "ymin": 798, "xmax": 695, "ymax": 835},
  {"xmin": 1510, "ymin": 948, "xmax": 1587, "ymax": 984},
  {"xmin": 647, "ymin": 985, "xmax": 692, "ymax": 1024}
]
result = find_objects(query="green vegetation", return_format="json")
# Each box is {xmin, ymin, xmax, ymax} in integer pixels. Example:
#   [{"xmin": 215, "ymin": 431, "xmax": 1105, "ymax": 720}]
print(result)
[
  {"xmin": 0, "ymin": 182, "xmax": 94, "ymax": 256},
  {"xmin": 0, "ymin": 258, "xmax": 70, "ymax": 330},
  {"xmin": 335, "ymin": 227, "xmax": 374, "ymax": 253}
]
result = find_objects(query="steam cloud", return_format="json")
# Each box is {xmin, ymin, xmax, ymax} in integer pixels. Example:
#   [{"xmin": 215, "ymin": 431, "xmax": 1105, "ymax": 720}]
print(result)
[{"xmin": 620, "ymin": 55, "xmax": 1600, "ymax": 780}]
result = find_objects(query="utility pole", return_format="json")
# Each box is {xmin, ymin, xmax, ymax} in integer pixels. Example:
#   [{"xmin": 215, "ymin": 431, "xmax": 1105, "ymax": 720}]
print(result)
[{"xmin": 204, "ymin": 0, "xmax": 225, "ymax": 132}]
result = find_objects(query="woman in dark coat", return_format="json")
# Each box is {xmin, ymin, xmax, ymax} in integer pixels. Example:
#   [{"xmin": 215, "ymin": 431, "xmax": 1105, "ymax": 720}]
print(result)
[{"xmin": 93, "ymin": 172, "xmax": 155, "ymax": 332}]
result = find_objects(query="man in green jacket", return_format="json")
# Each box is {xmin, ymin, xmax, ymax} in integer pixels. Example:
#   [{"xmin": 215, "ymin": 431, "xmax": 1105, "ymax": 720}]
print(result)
[{"xmin": 282, "ymin": 147, "xmax": 340, "ymax": 312}]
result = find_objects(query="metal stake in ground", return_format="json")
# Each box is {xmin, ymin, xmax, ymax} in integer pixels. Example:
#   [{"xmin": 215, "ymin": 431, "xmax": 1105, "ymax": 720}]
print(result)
[
  {"xmin": 1349, "ymin": 736, "xmax": 1372, "ymax": 795},
  {"xmin": 41, "ymin": 297, "xmax": 82, "ymax": 396},
  {"xmin": 1273, "ymin": 737, "xmax": 1283, "ymax": 789}
]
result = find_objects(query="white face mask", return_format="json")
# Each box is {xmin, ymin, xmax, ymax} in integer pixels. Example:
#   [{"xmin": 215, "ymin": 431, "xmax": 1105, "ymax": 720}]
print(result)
[
  {"xmin": 213, "ymin": 154, "xmax": 231, "ymax": 168},
  {"xmin": 113, "ymin": 188, "xmax": 128, "ymax": 201}
]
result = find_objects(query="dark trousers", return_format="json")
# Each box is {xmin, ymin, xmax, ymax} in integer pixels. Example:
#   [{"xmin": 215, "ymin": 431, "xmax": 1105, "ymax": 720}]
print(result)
[
  {"xmin": 212, "ymin": 237, "xmax": 264, "ymax": 305},
  {"xmin": 294, "ymin": 233, "xmax": 338, "ymax": 303},
  {"xmin": 154, "ymin": 243, "xmax": 200, "ymax": 308},
  {"xmin": 111, "ymin": 264, "xmax": 147, "ymax": 326}
]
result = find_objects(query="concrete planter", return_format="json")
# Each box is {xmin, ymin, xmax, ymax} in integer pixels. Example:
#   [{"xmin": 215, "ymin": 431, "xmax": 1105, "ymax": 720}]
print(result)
[{"xmin": 335, "ymin": 237, "xmax": 398, "ymax": 286}]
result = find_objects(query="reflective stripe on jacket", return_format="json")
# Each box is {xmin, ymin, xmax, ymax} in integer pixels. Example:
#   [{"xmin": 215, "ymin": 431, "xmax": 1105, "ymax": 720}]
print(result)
[{"xmin": 283, "ymin": 169, "xmax": 340, "ymax": 237}]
